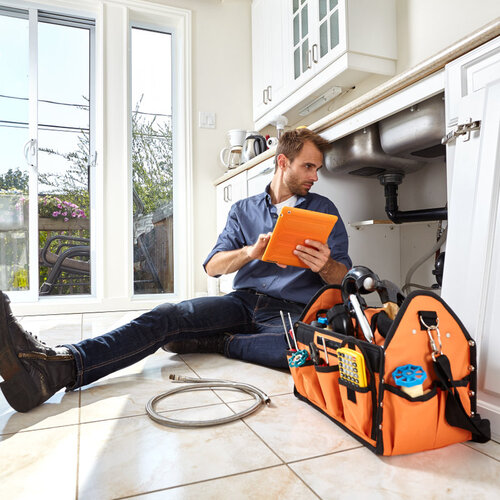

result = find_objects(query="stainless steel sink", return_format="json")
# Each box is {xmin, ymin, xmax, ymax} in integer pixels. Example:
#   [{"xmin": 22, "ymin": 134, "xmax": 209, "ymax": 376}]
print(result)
[
  {"xmin": 323, "ymin": 93, "xmax": 446, "ymax": 176},
  {"xmin": 379, "ymin": 93, "xmax": 445, "ymax": 158},
  {"xmin": 323, "ymin": 124, "xmax": 423, "ymax": 176}
]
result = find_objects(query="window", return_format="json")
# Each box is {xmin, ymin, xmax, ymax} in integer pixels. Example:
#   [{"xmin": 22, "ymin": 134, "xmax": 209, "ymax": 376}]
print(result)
[
  {"xmin": 0, "ymin": 0, "xmax": 191, "ymax": 312},
  {"xmin": 0, "ymin": 5, "xmax": 95, "ymax": 298},
  {"xmin": 131, "ymin": 27, "xmax": 173, "ymax": 295}
]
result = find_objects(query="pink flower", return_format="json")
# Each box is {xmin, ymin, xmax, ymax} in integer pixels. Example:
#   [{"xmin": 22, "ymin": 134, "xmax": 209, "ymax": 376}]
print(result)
[
  {"xmin": 64, "ymin": 217, "xmax": 69, "ymax": 222},
  {"xmin": 52, "ymin": 211, "xmax": 60, "ymax": 217}
]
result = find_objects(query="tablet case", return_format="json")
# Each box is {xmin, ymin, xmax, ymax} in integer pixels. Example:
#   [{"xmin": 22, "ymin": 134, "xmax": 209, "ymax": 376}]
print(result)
[{"xmin": 262, "ymin": 206, "xmax": 338, "ymax": 268}]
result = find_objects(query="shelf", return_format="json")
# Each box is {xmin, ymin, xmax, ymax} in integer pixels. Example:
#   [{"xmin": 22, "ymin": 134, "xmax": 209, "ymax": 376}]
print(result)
[
  {"xmin": 350, "ymin": 219, "xmax": 440, "ymax": 228},
  {"xmin": 350, "ymin": 219, "xmax": 394, "ymax": 228}
]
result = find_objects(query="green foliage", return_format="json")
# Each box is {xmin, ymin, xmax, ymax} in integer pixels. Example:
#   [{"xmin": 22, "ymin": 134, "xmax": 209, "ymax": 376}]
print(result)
[
  {"xmin": 39, "ymin": 97, "xmax": 173, "ymax": 217},
  {"xmin": 132, "ymin": 99, "xmax": 173, "ymax": 215},
  {"xmin": 38, "ymin": 127, "xmax": 91, "ymax": 215},
  {"xmin": 0, "ymin": 168, "xmax": 29, "ymax": 191}
]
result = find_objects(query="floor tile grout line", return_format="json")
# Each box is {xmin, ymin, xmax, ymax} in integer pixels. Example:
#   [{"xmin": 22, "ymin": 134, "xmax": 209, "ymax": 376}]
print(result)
[
  {"xmin": 112, "ymin": 463, "xmax": 295, "ymax": 500},
  {"xmin": 0, "ymin": 417, "xmax": 82, "ymax": 437},
  {"xmin": 461, "ymin": 441, "xmax": 500, "ymax": 462},
  {"xmin": 284, "ymin": 463, "xmax": 323, "ymax": 500},
  {"xmin": 285, "ymin": 444, "xmax": 364, "ymax": 465},
  {"xmin": 236, "ymin": 413, "xmax": 323, "ymax": 499},
  {"xmin": 75, "ymin": 310, "xmax": 83, "ymax": 499},
  {"xmin": 75, "ymin": 408, "xmax": 81, "ymax": 500},
  {"xmin": 284, "ymin": 445, "xmax": 363, "ymax": 499}
]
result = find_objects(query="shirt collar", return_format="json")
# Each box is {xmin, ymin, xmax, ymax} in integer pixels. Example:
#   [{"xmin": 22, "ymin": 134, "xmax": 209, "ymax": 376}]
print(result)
[{"xmin": 264, "ymin": 183, "xmax": 307, "ymax": 207}]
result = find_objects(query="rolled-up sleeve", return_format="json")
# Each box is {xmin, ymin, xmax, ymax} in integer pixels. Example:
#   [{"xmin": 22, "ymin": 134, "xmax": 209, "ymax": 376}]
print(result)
[
  {"xmin": 203, "ymin": 203, "xmax": 246, "ymax": 274},
  {"xmin": 328, "ymin": 214, "xmax": 352, "ymax": 270}
]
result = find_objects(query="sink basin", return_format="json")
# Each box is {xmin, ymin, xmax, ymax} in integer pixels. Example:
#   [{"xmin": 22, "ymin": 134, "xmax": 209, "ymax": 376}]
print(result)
[
  {"xmin": 379, "ymin": 93, "xmax": 445, "ymax": 158},
  {"xmin": 323, "ymin": 124, "xmax": 423, "ymax": 176}
]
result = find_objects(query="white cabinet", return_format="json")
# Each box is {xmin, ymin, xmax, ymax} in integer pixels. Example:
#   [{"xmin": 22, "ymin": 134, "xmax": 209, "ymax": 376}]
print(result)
[
  {"xmin": 291, "ymin": 0, "xmax": 346, "ymax": 87},
  {"xmin": 247, "ymin": 156, "xmax": 275, "ymax": 196},
  {"xmin": 442, "ymin": 35, "xmax": 500, "ymax": 440},
  {"xmin": 215, "ymin": 171, "xmax": 248, "ymax": 294},
  {"xmin": 251, "ymin": 0, "xmax": 291, "ymax": 122},
  {"xmin": 252, "ymin": 0, "xmax": 397, "ymax": 129}
]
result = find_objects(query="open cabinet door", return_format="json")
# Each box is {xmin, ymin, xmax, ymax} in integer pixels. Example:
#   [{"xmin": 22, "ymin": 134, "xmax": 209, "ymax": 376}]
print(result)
[{"xmin": 442, "ymin": 77, "xmax": 500, "ymax": 440}]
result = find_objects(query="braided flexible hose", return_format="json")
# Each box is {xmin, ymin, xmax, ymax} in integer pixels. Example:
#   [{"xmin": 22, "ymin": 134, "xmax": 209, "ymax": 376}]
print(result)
[{"xmin": 146, "ymin": 375, "xmax": 271, "ymax": 428}]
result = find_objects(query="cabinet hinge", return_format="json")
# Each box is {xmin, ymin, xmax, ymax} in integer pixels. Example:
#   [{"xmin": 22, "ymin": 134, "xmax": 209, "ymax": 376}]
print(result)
[{"xmin": 441, "ymin": 118, "xmax": 481, "ymax": 145}]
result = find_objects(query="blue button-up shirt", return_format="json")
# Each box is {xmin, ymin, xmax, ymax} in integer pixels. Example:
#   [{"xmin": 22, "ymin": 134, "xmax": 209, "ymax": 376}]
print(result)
[{"xmin": 204, "ymin": 186, "xmax": 352, "ymax": 305}]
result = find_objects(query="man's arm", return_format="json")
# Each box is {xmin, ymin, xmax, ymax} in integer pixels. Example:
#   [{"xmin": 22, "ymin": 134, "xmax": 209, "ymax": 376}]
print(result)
[
  {"xmin": 294, "ymin": 239, "xmax": 348, "ymax": 284},
  {"xmin": 205, "ymin": 232, "xmax": 272, "ymax": 277}
]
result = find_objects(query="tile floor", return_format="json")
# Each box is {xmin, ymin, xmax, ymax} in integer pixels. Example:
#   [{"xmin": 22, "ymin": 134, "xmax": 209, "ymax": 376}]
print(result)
[{"xmin": 1, "ymin": 310, "xmax": 500, "ymax": 499}]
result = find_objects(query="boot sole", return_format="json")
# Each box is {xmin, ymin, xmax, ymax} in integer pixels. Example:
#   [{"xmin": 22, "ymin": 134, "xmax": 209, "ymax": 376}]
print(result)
[{"xmin": 0, "ymin": 293, "xmax": 40, "ymax": 412}]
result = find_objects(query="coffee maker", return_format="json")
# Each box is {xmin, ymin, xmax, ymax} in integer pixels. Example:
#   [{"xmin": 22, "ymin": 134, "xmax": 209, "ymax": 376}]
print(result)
[{"xmin": 219, "ymin": 129, "xmax": 246, "ymax": 169}]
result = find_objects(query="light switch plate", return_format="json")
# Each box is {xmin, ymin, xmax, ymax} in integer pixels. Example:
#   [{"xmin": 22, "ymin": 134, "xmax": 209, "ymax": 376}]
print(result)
[{"xmin": 199, "ymin": 111, "xmax": 216, "ymax": 129}]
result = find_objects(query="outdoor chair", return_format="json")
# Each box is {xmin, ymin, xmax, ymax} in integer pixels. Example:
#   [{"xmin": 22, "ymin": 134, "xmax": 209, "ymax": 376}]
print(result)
[
  {"xmin": 39, "ymin": 235, "xmax": 90, "ymax": 295},
  {"xmin": 39, "ymin": 231, "xmax": 164, "ymax": 295}
]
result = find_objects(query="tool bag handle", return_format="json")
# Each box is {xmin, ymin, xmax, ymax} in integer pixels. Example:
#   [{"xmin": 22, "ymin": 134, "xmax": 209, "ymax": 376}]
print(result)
[{"xmin": 433, "ymin": 354, "xmax": 490, "ymax": 443}]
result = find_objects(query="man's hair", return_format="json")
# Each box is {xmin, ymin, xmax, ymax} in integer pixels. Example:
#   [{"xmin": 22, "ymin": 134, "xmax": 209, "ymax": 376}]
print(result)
[{"xmin": 275, "ymin": 128, "xmax": 330, "ymax": 165}]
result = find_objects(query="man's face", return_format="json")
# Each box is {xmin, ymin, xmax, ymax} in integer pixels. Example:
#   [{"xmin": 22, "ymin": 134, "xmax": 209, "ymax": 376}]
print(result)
[{"xmin": 281, "ymin": 141, "xmax": 323, "ymax": 197}]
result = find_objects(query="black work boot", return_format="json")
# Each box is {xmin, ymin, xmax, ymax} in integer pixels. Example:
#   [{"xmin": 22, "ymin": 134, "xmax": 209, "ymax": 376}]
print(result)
[
  {"xmin": 0, "ymin": 292, "xmax": 76, "ymax": 412},
  {"xmin": 163, "ymin": 334, "xmax": 229, "ymax": 355}
]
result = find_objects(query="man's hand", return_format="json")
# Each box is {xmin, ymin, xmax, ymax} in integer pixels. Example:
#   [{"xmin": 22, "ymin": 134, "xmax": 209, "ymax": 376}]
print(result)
[
  {"xmin": 205, "ymin": 232, "xmax": 273, "ymax": 277},
  {"xmin": 293, "ymin": 239, "xmax": 330, "ymax": 273},
  {"xmin": 294, "ymin": 239, "xmax": 348, "ymax": 284},
  {"xmin": 247, "ymin": 232, "xmax": 272, "ymax": 260}
]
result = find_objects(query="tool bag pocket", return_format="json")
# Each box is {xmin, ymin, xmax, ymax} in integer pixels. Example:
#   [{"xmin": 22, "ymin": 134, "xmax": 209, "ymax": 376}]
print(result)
[
  {"xmin": 338, "ymin": 379, "xmax": 373, "ymax": 439},
  {"xmin": 381, "ymin": 384, "xmax": 439, "ymax": 455},
  {"xmin": 315, "ymin": 364, "xmax": 343, "ymax": 419},
  {"xmin": 287, "ymin": 352, "xmax": 326, "ymax": 410},
  {"xmin": 289, "ymin": 285, "xmax": 490, "ymax": 455}
]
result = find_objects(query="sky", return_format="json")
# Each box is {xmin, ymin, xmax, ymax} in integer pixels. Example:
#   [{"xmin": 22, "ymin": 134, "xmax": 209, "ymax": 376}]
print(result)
[{"xmin": 0, "ymin": 10, "xmax": 172, "ymax": 190}]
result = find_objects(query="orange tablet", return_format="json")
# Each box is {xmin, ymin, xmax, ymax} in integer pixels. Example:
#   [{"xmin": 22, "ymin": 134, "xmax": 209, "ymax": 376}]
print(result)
[{"xmin": 262, "ymin": 206, "xmax": 338, "ymax": 268}]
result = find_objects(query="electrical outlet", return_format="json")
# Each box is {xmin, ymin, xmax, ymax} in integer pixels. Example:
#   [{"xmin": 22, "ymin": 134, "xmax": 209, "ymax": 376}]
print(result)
[{"xmin": 199, "ymin": 111, "xmax": 216, "ymax": 129}]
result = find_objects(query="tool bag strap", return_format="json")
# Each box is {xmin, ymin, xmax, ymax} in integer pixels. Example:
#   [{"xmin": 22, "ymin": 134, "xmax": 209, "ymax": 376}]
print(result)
[{"xmin": 433, "ymin": 354, "xmax": 491, "ymax": 443}]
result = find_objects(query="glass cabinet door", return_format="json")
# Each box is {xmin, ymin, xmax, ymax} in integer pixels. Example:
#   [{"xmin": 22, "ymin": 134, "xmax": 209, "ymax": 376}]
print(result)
[
  {"xmin": 318, "ymin": 0, "xmax": 340, "ymax": 59},
  {"xmin": 292, "ymin": 0, "xmax": 312, "ymax": 80}
]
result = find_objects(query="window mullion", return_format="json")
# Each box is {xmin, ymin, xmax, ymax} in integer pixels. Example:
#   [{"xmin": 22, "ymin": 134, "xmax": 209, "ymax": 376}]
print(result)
[{"xmin": 28, "ymin": 7, "xmax": 39, "ymax": 297}]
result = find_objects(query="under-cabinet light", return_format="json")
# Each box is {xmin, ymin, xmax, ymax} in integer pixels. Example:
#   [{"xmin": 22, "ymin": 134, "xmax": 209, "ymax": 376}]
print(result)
[{"xmin": 298, "ymin": 86, "xmax": 342, "ymax": 116}]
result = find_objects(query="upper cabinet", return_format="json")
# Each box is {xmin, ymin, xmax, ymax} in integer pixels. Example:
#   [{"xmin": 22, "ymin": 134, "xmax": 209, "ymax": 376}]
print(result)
[
  {"xmin": 252, "ymin": 0, "xmax": 397, "ymax": 130},
  {"xmin": 252, "ymin": 0, "xmax": 291, "ymax": 120}
]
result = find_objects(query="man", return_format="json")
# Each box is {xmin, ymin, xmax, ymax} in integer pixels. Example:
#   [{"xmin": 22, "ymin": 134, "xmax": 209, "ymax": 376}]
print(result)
[{"xmin": 0, "ymin": 128, "xmax": 351, "ymax": 413}]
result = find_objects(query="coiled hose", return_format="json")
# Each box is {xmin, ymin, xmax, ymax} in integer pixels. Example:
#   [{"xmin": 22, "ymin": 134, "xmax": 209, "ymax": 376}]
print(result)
[{"xmin": 146, "ymin": 374, "xmax": 271, "ymax": 428}]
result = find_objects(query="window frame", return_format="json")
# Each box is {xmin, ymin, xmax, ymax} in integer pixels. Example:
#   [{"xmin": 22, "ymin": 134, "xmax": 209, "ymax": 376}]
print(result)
[{"xmin": 3, "ymin": 0, "xmax": 193, "ymax": 315}]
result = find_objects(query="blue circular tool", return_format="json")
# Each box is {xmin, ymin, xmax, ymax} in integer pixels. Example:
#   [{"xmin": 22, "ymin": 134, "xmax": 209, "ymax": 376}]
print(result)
[
  {"xmin": 392, "ymin": 364, "xmax": 427, "ymax": 387},
  {"xmin": 289, "ymin": 349, "xmax": 309, "ymax": 367}
]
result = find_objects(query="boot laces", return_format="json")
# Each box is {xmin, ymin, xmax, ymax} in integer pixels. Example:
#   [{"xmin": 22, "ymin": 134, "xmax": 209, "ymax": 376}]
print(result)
[{"xmin": 29, "ymin": 331, "xmax": 47, "ymax": 346}]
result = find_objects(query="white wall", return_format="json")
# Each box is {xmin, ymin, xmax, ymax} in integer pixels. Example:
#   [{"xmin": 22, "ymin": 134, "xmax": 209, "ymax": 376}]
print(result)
[
  {"xmin": 149, "ymin": 0, "xmax": 253, "ymax": 295},
  {"xmin": 158, "ymin": 0, "xmax": 498, "ymax": 295}
]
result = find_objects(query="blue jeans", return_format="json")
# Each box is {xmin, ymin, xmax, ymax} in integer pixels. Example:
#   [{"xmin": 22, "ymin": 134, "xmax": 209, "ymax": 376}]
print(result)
[{"xmin": 65, "ymin": 290, "xmax": 305, "ymax": 388}]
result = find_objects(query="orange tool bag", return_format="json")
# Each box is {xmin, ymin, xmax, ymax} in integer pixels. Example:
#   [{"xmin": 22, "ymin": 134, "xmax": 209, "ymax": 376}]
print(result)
[{"xmin": 288, "ymin": 285, "xmax": 490, "ymax": 456}]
